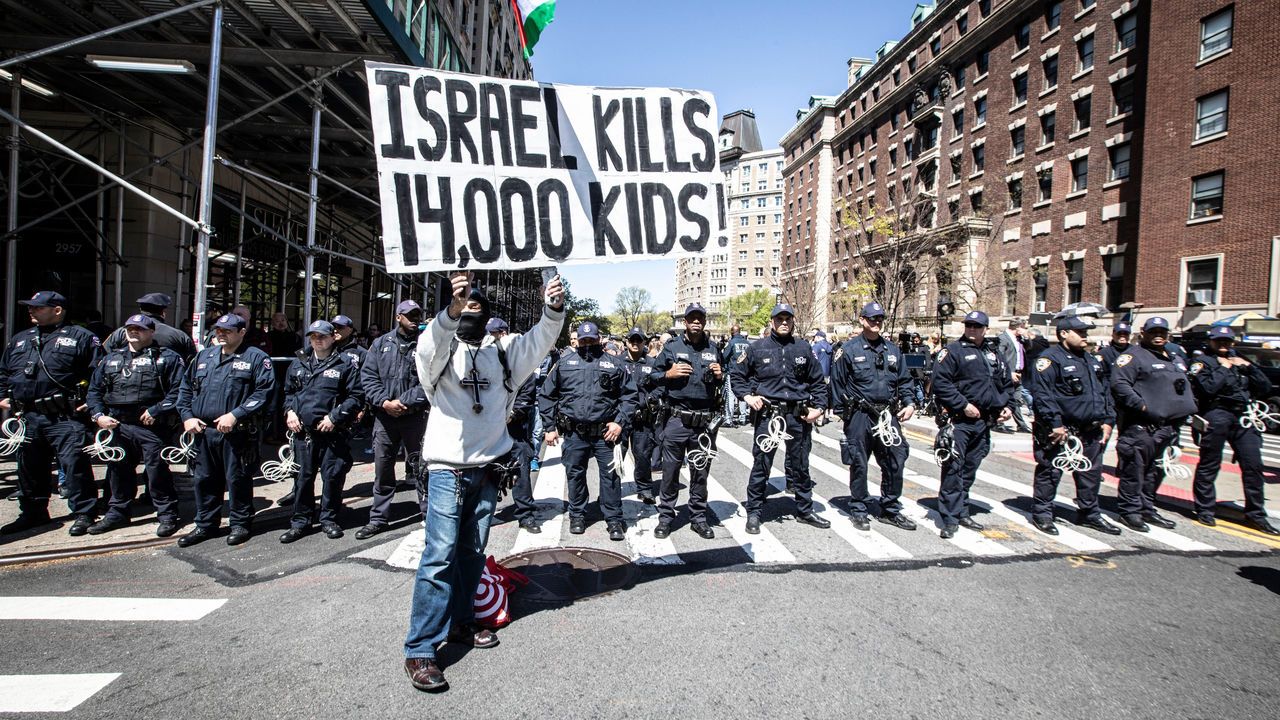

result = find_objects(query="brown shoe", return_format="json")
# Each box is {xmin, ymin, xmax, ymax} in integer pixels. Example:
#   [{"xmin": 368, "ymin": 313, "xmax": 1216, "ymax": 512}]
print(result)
[
  {"xmin": 404, "ymin": 658, "xmax": 447, "ymax": 692},
  {"xmin": 448, "ymin": 623, "xmax": 499, "ymax": 649}
]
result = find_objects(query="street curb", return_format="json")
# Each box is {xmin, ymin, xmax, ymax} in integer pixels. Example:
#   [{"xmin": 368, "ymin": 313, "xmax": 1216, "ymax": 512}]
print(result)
[{"xmin": 0, "ymin": 535, "xmax": 178, "ymax": 568}]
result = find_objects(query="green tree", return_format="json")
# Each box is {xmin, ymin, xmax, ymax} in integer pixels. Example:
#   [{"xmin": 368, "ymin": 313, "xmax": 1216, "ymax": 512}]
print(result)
[
  {"xmin": 724, "ymin": 288, "xmax": 774, "ymax": 335},
  {"xmin": 559, "ymin": 280, "xmax": 610, "ymax": 347},
  {"xmin": 613, "ymin": 286, "xmax": 655, "ymax": 330}
]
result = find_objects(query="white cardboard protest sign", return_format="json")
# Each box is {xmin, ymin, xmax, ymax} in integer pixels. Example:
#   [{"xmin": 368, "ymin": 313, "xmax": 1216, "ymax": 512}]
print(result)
[{"xmin": 365, "ymin": 62, "xmax": 726, "ymax": 273}]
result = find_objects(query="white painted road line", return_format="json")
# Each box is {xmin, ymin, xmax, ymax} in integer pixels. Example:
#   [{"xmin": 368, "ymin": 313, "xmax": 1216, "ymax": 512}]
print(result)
[
  {"xmin": 0, "ymin": 597, "xmax": 227, "ymax": 622},
  {"xmin": 704, "ymin": 471, "xmax": 795, "ymax": 563},
  {"xmin": 509, "ymin": 444, "xmax": 568, "ymax": 555},
  {"xmin": 716, "ymin": 438, "xmax": 912, "ymax": 561},
  {"xmin": 384, "ymin": 522, "xmax": 426, "ymax": 570},
  {"xmin": 805, "ymin": 447, "xmax": 1013, "ymax": 556},
  {"xmin": 619, "ymin": 453, "xmax": 683, "ymax": 565},
  {"xmin": 0, "ymin": 674, "xmax": 121, "ymax": 713}
]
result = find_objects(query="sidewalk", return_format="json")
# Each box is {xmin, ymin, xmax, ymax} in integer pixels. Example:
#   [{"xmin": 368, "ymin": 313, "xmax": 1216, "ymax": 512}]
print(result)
[
  {"xmin": 897, "ymin": 415, "xmax": 1280, "ymax": 516},
  {"xmin": 0, "ymin": 437, "xmax": 383, "ymax": 563}
]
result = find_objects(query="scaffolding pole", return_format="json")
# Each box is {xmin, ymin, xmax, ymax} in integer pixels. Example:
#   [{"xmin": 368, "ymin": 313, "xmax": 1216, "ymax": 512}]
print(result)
[
  {"xmin": 303, "ymin": 92, "xmax": 321, "ymax": 329},
  {"xmin": 190, "ymin": 1, "xmax": 224, "ymax": 343},
  {"xmin": 5, "ymin": 72, "xmax": 19, "ymax": 342},
  {"xmin": 114, "ymin": 126, "xmax": 124, "ymax": 323}
]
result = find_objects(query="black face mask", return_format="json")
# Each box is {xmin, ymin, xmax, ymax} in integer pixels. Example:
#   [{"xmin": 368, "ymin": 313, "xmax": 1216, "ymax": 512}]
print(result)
[
  {"xmin": 456, "ymin": 312, "xmax": 488, "ymax": 345},
  {"xmin": 578, "ymin": 344, "xmax": 603, "ymax": 359}
]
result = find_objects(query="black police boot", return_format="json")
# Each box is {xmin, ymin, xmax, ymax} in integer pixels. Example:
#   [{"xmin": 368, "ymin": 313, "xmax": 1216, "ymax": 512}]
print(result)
[
  {"xmin": 940, "ymin": 524, "xmax": 959, "ymax": 539},
  {"xmin": 226, "ymin": 526, "xmax": 252, "ymax": 545},
  {"xmin": 607, "ymin": 521, "xmax": 626, "ymax": 541},
  {"xmin": 1118, "ymin": 514, "xmax": 1150, "ymax": 533},
  {"xmin": 569, "ymin": 517, "xmax": 587, "ymax": 535},
  {"xmin": 1247, "ymin": 518, "xmax": 1280, "ymax": 536},
  {"xmin": 958, "ymin": 517, "xmax": 984, "ymax": 531},
  {"xmin": 877, "ymin": 512, "xmax": 917, "ymax": 531},
  {"xmin": 653, "ymin": 521, "xmax": 672, "ymax": 539},
  {"xmin": 637, "ymin": 491, "xmax": 656, "ymax": 505},
  {"xmin": 177, "ymin": 527, "xmax": 214, "ymax": 547},
  {"xmin": 1079, "ymin": 516, "xmax": 1122, "ymax": 535},
  {"xmin": 518, "ymin": 517, "xmax": 542, "ymax": 533},
  {"xmin": 68, "ymin": 516, "xmax": 93, "ymax": 537},
  {"xmin": 321, "ymin": 522, "xmax": 344, "ymax": 539},
  {"xmin": 690, "ymin": 521, "xmax": 715, "ymax": 539},
  {"xmin": 276, "ymin": 492, "xmax": 296, "ymax": 508},
  {"xmin": 155, "ymin": 520, "xmax": 180, "ymax": 538},
  {"xmin": 355, "ymin": 523, "xmax": 385, "ymax": 540},
  {"xmin": 1, "ymin": 511, "xmax": 52, "ymax": 535},
  {"xmin": 88, "ymin": 516, "xmax": 128, "ymax": 535},
  {"xmin": 797, "ymin": 512, "xmax": 830, "ymax": 529},
  {"xmin": 850, "ymin": 513, "xmax": 871, "ymax": 531},
  {"xmin": 1032, "ymin": 517, "xmax": 1059, "ymax": 536},
  {"xmin": 745, "ymin": 514, "xmax": 761, "ymax": 535},
  {"xmin": 1143, "ymin": 512, "xmax": 1176, "ymax": 529},
  {"xmin": 279, "ymin": 526, "xmax": 308, "ymax": 544},
  {"xmin": 1195, "ymin": 513, "xmax": 1216, "ymax": 527}
]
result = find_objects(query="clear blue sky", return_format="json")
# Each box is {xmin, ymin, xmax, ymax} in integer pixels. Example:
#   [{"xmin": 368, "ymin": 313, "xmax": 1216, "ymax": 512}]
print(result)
[{"xmin": 529, "ymin": 0, "xmax": 914, "ymax": 313}]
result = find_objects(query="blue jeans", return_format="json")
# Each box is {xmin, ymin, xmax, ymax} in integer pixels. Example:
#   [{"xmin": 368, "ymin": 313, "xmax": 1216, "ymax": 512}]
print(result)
[{"xmin": 404, "ymin": 466, "xmax": 498, "ymax": 660}]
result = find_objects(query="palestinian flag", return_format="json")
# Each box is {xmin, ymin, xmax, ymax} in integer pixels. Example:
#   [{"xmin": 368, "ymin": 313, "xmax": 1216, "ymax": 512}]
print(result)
[{"xmin": 513, "ymin": 0, "xmax": 556, "ymax": 58}]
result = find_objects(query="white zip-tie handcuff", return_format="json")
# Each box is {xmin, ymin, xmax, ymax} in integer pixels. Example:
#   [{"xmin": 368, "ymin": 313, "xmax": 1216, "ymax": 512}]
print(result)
[
  {"xmin": 1157, "ymin": 445, "xmax": 1192, "ymax": 481},
  {"xmin": 84, "ymin": 428, "xmax": 126, "ymax": 462},
  {"xmin": 755, "ymin": 413, "xmax": 792, "ymax": 453},
  {"xmin": 872, "ymin": 407, "xmax": 903, "ymax": 447},
  {"xmin": 161, "ymin": 431, "xmax": 198, "ymax": 464},
  {"xmin": 256, "ymin": 431, "xmax": 300, "ymax": 483},
  {"xmin": 686, "ymin": 432, "xmax": 719, "ymax": 470},
  {"xmin": 610, "ymin": 441, "xmax": 627, "ymax": 475},
  {"xmin": 1241, "ymin": 401, "xmax": 1279, "ymax": 432},
  {"xmin": 1051, "ymin": 433, "xmax": 1093, "ymax": 472},
  {"xmin": 0, "ymin": 416, "xmax": 29, "ymax": 457}
]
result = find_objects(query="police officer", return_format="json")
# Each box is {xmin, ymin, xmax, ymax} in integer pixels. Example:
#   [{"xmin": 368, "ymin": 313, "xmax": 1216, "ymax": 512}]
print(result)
[
  {"xmin": 539, "ymin": 321, "xmax": 637, "ymax": 541},
  {"xmin": 175, "ymin": 313, "xmax": 276, "ymax": 546},
  {"xmin": 723, "ymin": 325, "xmax": 752, "ymax": 426},
  {"xmin": 1098, "ymin": 322, "xmax": 1131, "ymax": 387},
  {"xmin": 103, "ymin": 292, "xmax": 196, "ymax": 363},
  {"xmin": 332, "ymin": 315, "xmax": 367, "ymax": 369},
  {"xmin": 85, "ymin": 314, "xmax": 185, "ymax": 537},
  {"xmin": 1110, "ymin": 317, "xmax": 1197, "ymax": 532},
  {"xmin": 620, "ymin": 327, "xmax": 663, "ymax": 507},
  {"xmin": 357, "ymin": 300, "xmax": 430, "ymax": 540},
  {"xmin": 1028, "ymin": 317, "xmax": 1122, "ymax": 536},
  {"xmin": 731, "ymin": 303, "xmax": 831, "ymax": 535},
  {"xmin": 651, "ymin": 306, "xmax": 724, "ymax": 539},
  {"xmin": 1188, "ymin": 326, "xmax": 1278, "ymax": 534},
  {"xmin": 278, "ymin": 321, "xmax": 365, "ymax": 542},
  {"xmin": 0, "ymin": 291, "xmax": 103, "ymax": 536},
  {"xmin": 930, "ymin": 310, "xmax": 1012, "ymax": 538},
  {"xmin": 828, "ymin": 302, "xmax": 917, "ymax": 532}
]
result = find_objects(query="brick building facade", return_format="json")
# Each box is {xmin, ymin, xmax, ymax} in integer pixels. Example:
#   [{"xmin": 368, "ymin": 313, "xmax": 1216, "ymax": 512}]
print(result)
[
  {"xmin": 1133, "ymin": 0, "xmax": 1280, "ymax": 327},
  {"xmin": 782, "ymin": 0, "xmax": 1154, "ymax": 334}
]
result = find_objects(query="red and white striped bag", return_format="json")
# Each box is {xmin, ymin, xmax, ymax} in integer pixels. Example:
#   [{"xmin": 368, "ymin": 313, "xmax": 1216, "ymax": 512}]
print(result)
[{"xmin": 473, "ymin": 556, "xmax": 529, "ymax": 629}]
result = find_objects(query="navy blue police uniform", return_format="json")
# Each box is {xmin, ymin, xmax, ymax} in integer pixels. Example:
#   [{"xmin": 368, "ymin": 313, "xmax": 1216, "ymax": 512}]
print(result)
[
  {"xmin": 538, "ymin": 322, "xmax": 637, "ymax": 536},
  {"xmin": 1188, "ymin": 326, "xmax": 1276, "ymax": 531},
  {"xmin": 507, "ymin": 368, "xmax": 540, "ymax": 529},
  {"xmin": 282, "ymin": 322, "xmax": 365, "ymax": 537},
  {"xmin": 176, "ymin": 315, "xmax": 276, "ymax": 540},
  {"xmin": 86, "ymin": 316, "xmax": 185, "ymax": 533},
  {"xmin": 359, "ymin": 300, "xmax": 430, "ymax": 534},
  {"xmin": 1028, "ymin": 319, "xmax": 1117, "ymax": 532},
  {"xmin": 650, "ymin": 310, "xmax": 725, "ymax": 535},
  {"xmin": 103, "ymin": 293, "xmax": 197, "ymax": 363},
  {"xmin": 0, "ymin": 292, "xmax": 103, "ymax": 533},
  {"xmin": 828, "ymin": 303, "xmax": 916, "ymax": 526},
  {"xmin": 930, "ymin": 311, "xmax": 1013, "ymax": 531},
  {"xmin": 1109, "ymin": 317, "xmax": 1197, "ymax": 529},
  {"xmin": 730, "ymin": 304, "xmax": 830, "ymax": 530},
  {"xmin": 620, "ymin": 329, "xmax": 663, "ymax": 505},
  {"xmin": 723, "ymin": 332, "xmax": 753, "ymax": 425}
]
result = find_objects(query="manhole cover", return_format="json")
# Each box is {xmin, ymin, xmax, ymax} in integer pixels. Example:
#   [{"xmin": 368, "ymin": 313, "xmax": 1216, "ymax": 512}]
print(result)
[{"xmin": 500, "ymin": 547, "xmax": 637, "ymax": 606}]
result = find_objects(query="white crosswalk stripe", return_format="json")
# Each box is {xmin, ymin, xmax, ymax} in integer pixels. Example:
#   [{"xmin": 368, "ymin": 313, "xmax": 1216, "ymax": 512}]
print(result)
[
  {"xmin": 703, "ymin": 470, "xmax": 795, "ymax": 563},
  {"xmin": 510, "ymin": 444, "xmax": 569, "ymax": 554},
  {"xmin": 0, "ymin": 674, "xmax": 122, "ymax": 713}
]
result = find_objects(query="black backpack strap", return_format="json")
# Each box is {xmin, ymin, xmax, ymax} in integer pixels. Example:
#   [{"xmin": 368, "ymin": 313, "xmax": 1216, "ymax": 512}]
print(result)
[{"xmin": 496, "ymin": 342, "xmax": 512, "ymax": 392}]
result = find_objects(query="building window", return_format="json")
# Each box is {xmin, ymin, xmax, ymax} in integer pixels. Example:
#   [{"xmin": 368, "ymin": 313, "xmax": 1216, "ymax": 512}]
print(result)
[
  {"xmin": 1033, "ymin": 267, "xmax": 1048, "ymax": 311},
  {"xmin": 739, "ymin": 217, "xmax": 749, "ymax": 227},
  {"xmin": 1109, "ymin": 143, "xmax": 1130, "ymax": 181},
  {"xmin": 1200, "ymin": 7, "xmax": 1233, "ymax": 60},
  {"xmin": 774, "ymin": 213, "xmax": 782, "ymax": 223},
  {"xmin": 1013, "ymin": 73, "xmax": 1028, "ymax": 105},
  {"xmin": 1008, "ymin": 177, "xmax": 1024, "ymax": 210},
  {"xmin": 908, "ymin": 55, "xmax": 918, "ymax": 73},
  {"xmin": 889, "ymin": 147, "xmax": 898, "ymax": 166},
  {"xmin": 1080, "ymin": 0, "xmax": 1095, "ymax": 10},
  {"xmin": 1074, "ymin": 94, "xmax": 1092, "ymax": 131},
  {"xmin": 891, "ymin": 113, "xmax": 899, "ymax": 131},
  {"xmin": 1043, "ymin": 55, "xmax": 1059, "ymax": 89},
  {"xmin": 737, "ymin": 268, "xmax": 747, "ymax": 277},
  {"xmin": 955, "ymin": 66, "xmax": 967, "ymax": 89},
  {"xmin": 1016, "ymin": 21, "xmax": 1031, "ymax": 51},
  {"xmin": 738, "ymin": 250, "xmax": 748, "ymax": 261},
  {"xmin": 971, "ymin": 190, "xmax": 984, "ymax": 212},
  {"xmin": 756, "ymin": 215, "xmax": 766, "ymax": 225},
  {"xmin": 1185, "ymin": 257, "xmax": 1220, "ymax": 305},
  {"xmin": 1045, "ymin": 2, "xmax": 1062, "ymax": 32},
  {"xmin": 1041, "ymin": 111, "xmax": 1056, "ymax": 144},
  {"xmin": 977, "ymin": 48, "xmax": 990, "ymax": 75},
  {"xmin": 1195, "ymin": 89, "xmax": 1229, "ymax": 139},
  {"xmin": 979, "ymin": 0, "xmax": 992, "ymax": 17},
  {"xmin": 1115, "ymin": 13, "xmax": 1138, "ymax": 53},
  {"xmin": 1004, "ymin": 269, "xmax": 1019, "ymax": 315},
  {"xmin": 950, "ymin": 153, "xmax": 963, "ymax": 180},
  {"xmin": 1104, "ymin": 254, "xmax": 1125, "ymax": 311},
  {"xmin": 931, "ymin": 37, "xmax": 941, "ymax": 57},
  {"xmin": 1038, "ymin": 168, "xmax": 1053, "ymax": 201},
  {"xmin": 869, "ymin": 159, "xmax": 877, "ymax": 177},
  {"xmin": 740, "ymin": 199, "xmax": 750, "ymax": 210},
  {"xmin": 1190, "ymin": 172, "xmax": 1224, "ymax": 219},
  {"xmin": 1011, "ymin": 126, "xmax": 1026, "ymax": 157},
  {"xmin": 973, "ymin": 144, "xmax": 986, "ymax": 172},
  {"xmin": 1112, "ymin": 78, "xmax": 1135, "ymax": 116},
  {"xmin": 958, "ymin": 14, "xmax": 970, "ymax": 34},
  {"xmin": 758, "ymin": 180, "xmax": 767, "ymax": 190},
  {"xmin": 1077, "ymin": 35, "xmax": 1094, "ymax": 72},
  {"xmin": 1064, "ymin": 259, "xmax": 1083, "ymax": 304},
  {"xmin": 953, "ymin": 109, "xmax": 965, "ymax": 134},
  {"xmin": 975, "ymin": 96, "xmax": 988, "ymax": 125},
  {"xmin": 1071, "ymin": 156, "xmax": 1088, "ymax": 192}
]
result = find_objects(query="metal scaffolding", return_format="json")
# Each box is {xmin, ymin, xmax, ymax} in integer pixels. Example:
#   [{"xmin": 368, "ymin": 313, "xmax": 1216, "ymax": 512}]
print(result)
[{"xmin": 0, "ymin": 0, "xmax": 544, "ymax": 342}]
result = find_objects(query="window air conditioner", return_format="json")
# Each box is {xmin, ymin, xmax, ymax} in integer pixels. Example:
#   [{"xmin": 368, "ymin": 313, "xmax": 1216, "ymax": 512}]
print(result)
[
  {"xmin": 1185, "ymin": 289, "xmax": 1215, "ymax": 306},
  {"xmin": 1034, "ymin": 301, "xmax": 1046, "ymax": 312}
]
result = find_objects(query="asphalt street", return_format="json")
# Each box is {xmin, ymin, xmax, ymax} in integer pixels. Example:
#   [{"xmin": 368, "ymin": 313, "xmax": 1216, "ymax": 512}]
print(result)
[{"xmin": 2, "ymin": 424, "xmax": 1279, "ymax": 719}]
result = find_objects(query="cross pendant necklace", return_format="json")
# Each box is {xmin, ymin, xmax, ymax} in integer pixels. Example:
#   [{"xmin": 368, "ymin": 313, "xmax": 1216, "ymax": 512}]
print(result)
[{"xmin": 460, "ymin": 349, "xmax": 490, "ymax": 414}]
